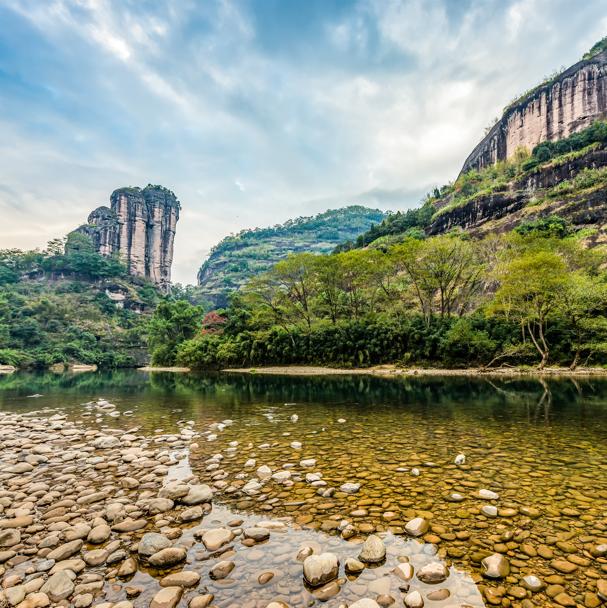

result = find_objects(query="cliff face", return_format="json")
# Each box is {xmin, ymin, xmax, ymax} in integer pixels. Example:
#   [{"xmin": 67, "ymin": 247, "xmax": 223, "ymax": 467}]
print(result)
[
  {"xmin": 74, "ymin": 186, "xmax": 179, "ymax": 290},
  {"xmin": 460, "ymin": 51, "xmax": 607, "ymax": 176},
  {"xmin": 429, "ymin": 147, "xmax": 607, "ymax": 237}
]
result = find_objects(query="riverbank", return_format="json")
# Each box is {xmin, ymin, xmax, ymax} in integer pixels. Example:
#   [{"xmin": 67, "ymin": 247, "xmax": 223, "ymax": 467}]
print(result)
[{"xmin": 222, "ymin": 364, "xmax": 607, "ymax": 376}]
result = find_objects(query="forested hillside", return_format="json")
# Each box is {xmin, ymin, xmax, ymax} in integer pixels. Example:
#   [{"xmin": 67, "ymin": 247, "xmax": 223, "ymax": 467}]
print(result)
[
  {"xmin": 154, "ymin": 223, "xmax": 607, "ymax": 372},
  {"xmin": 0, "ymin": 234, "xmax": 164, "ymax": 369},
  {"xmin": 196, "ymin": 206, "xmax": 387, "ymax": 307}
]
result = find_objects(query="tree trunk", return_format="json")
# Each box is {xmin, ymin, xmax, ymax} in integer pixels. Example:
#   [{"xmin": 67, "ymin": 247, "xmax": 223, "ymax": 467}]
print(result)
[
  {"xmin": 526, "ymin": 321, "xmax": 548, "ymax": 370},
  {"xmin": 569, "ymin": 321, "xmax": 581, "ymax": 371}
]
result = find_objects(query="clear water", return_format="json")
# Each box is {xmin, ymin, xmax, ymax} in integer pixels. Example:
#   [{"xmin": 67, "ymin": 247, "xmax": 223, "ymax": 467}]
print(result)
[{"xmin": 1, "ymin": 370, "xmax": 606, "ymax": 608}]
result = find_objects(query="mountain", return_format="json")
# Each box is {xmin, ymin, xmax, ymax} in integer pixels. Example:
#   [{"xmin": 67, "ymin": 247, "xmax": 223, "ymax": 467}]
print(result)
[
  {"xmin": 335, "ymin": 44, "xmax": 607, "ymax": 250},
  {"xmin": 73, "ymin": 185, "xmax": 180, "ymax": 292},
  {"xmin": 425, "ymin": 46, "xmax": 607, "ymax": 240},
  {"xmin": 196, "ymin": 206, "xmax": 387, "ymax": 307}
]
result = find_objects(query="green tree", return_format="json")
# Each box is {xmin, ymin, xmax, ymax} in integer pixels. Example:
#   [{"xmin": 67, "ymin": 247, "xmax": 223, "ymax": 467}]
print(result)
[
  {"xmin": 313, "ymin": 255, "xmax": 345, "ymax": 325},
  {"xmin": 488, "ymin": 246, "xmax": 568, "ymax": 369},
  {"xmin": 148, "ymin": 301, "xmax": 204, "ymax": 366},
  {"xmin": 556, "ymin": 272, "xmax": 607, "ymax": 369}
]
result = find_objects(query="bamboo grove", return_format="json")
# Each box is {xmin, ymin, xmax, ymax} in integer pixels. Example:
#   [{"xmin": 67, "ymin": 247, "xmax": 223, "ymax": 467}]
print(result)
[{"xmin": 166, "ymin": 228, "xmax": 607, "ymax": 371}]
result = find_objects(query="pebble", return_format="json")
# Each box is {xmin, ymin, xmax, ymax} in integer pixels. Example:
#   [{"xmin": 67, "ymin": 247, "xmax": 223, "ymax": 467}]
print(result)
[
  {"xmin": 359, "ymin": 534, "xmax": 386, "ymax": 563},
  {"xmin": 416, "ymin": 562, "xmax": 449, "ymax": 584},
  {"xmin": 303, "ymin": 553, "xmax": 339, "ymax": 586},
  {"xmin": 404, "ymin": 590, "xmax": 424, "ymax": 608},
  {"xmin": 150, "ymin": 586, "xmax": 183, "ymax": 608},
  {"xmin": 404, "ymin": 518, "xmax": 428, "ymax": 537},
  {"xmin": 481, "ymin": 553, "xmax": 511, "ymax": 579}
]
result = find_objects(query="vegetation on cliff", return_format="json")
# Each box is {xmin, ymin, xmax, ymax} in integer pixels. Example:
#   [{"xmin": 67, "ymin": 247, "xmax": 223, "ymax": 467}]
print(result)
[
  {"xmin": 428, "ymin": 120, "xmax": 607, "ymax": 220},
  {"xmin": 196, "ymin": 206, "xmax": 387, "ymax": 307},
  {"xmin": 164, "ymin": 229, "xmax": 607, "ymax": 371},
  {"xmin": 0, "ymin": 235, "xmax": 163, "ymax": 369},
  {"xmin": 332, "ymin": 205, "xmax": 435, "ymax": 252}
]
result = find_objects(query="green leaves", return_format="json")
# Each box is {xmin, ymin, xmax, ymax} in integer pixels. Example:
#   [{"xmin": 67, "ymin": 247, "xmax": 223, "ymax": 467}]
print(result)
[{"xmin": 148, "ymin": 300, "xmax": 205, "ymax": 366}]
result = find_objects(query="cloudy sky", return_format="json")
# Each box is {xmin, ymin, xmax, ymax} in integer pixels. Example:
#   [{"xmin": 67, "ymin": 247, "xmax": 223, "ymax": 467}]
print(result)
[{"xmin": 0, "ymin": 0, "xmax": 605, "ymax": 283}]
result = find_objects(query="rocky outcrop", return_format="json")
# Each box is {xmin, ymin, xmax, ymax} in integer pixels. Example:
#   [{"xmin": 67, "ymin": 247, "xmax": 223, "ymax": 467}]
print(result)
[
  {"xmin": 74, "ymin": 186, "xmax": 179, "ymax": 291},
  {"xmin": 460, "ymin": 50, "xmax": 607, "ymax": 175},
  {"xmin": 429, "ymin": 147, "xmax": 607, "ymax": 237}
]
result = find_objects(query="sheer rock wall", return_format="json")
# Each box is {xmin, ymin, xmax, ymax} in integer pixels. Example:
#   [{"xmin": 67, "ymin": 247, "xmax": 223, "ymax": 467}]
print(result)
[
  {"xmin": 74, "ymin": 186, "xmax": 179, "ymax": 290},
  {"xmin": 460, "ymin": 50, "xmax": 607, "ymax": 176}
]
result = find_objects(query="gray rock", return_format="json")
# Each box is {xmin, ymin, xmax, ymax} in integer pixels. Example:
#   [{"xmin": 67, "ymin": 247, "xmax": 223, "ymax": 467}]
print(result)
[
  {"xmin": 87, "ymin": 525, "xmax": 111, "ymax": 544},
  {"xmin": 138, "ymin": 533, "xmax": 172, "ymax": 557},
  {"xmin": 244, "ymin": 527, "xmax": 270, "ymax": 541},
  {"xmin": 105, "ymin": 503, "xmax": 127, "ymax": 522},
  {"xmin": 416, "ymin": 562, "xmax": 449, "ymax": 584},
  {"xmin": 522, "ymin": 575, "xmax": 542, "ymax": 592},
  {"xmin": 209, "ymin": 561, "xmax": 235, "ymax": 580},
  {"xmin": 5, "ymin": 585, "xmax": 26, "ymax": 606},
  {"xmin": 349, "ymin": 600, "xmax": 381, "ymax": 608},
  {"xmin": 344, "ymin": 558, "xmax": 365, "ymax": 573},
  {"xmin": 91, "ymin": 436, "xmax": 120, "ymax": 449},
  {"xmin": 160, "ymin": 571, "xmax": 201, "ymax": 587},
  {"xmin": 178, "ymin": 506, "xmax": 203, "ymax": 523},
  {"xmin": 150, "ymin": 587, "xmax": 183, "ymax": 608},
  {"xmin": 148, "ymin": 547, "xmax": 187, "ymax": 568},
  {"xmin": 64, "ymin": 524, "xmax": 91, "ymax": 541},
  {"xmin": 148, "ymin": 498, "xmax": 174, "ymax": 516},
  {"xmin": 76, "ymin": 492, "xmax": 106, "ymax": 505},
  {"xmin": 40, "ymin": 571, "xmax": 74, "ymax": 602},
  {"xmin": 46, "ymin": 539, "xmax": 83, "ymax": 562},
  {"xmin": 5, "ymin": 463, "xmax": 34, "ymax": 474},
  {"xmin": 83, "ymin": 549, "xmax": 108, "ymax": 566},
  {"xmin": 107, "ymin": 550, "xmax": 127, "ymax": 564},
  {"xmin": 180, "ymin": 485, "xmax": 213, "ymax": 506},
  {"xmin": 111, "ymin": 519, "xmax": 147, "ymax": 532},
  {"xmin": 36, "ymin": 559, "xmax": 55, "ymax": 572},
  {"xmin": 201, "ymin": 528, "xmax": 233, "ymax": 551},
  {"xmin": 303, "ymin": 552, "xmax": 340, "ymax": 586},
  {"xmin": 359, "ymin": 534, "xmax": 386, "ymax": 563},
  {"xmin": 0, "ymin": 529, "xmax": 20, "ymax": 548},
  {"xmin": 339, "ymin": 483, "xmax": 360, "ymax": 494},
  {"xmin": 158, "ymin": 483, "xmax": 190, "ymax": 500}
]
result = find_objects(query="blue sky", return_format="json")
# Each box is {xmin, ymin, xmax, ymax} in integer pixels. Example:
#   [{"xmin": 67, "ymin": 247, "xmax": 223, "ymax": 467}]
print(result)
[{"xmin": 0, "ymin": 0, "xmax": 605, "ymax": 283}]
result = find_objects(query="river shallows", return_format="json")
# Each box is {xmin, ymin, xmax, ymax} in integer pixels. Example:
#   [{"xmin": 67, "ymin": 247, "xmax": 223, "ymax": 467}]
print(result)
[{"xmin": 0, "ymin": 370, "xmax": 605, "ymax": 608}]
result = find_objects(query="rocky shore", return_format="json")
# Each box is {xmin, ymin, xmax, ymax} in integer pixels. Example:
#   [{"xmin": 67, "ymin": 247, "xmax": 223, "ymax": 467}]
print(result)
[
  {"xmin": 0, "ymin": 400, "xmax": 605, "ymax": 608},
  {"xmin": 222, "ymin": 367, "xmax": 607, "ymax": 376}
]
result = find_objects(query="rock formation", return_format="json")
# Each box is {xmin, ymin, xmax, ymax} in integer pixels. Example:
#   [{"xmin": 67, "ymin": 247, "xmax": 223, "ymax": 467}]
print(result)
[
  {"xmin": 429, "ymin": 147, "xmax": 607, "ymax": 238},
  {"xmin": 74, "ymin": 186, "xmax": 179, "ymax": 290},
  {"xmin": 460, "ymin": 50, "xmax": 607, "ymax": 175}
]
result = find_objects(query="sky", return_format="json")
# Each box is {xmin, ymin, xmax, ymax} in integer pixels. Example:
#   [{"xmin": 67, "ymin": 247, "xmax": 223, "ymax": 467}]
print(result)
[{"xmin": 0, "ymin": 0, "xmax": 606, "ymax": 284}]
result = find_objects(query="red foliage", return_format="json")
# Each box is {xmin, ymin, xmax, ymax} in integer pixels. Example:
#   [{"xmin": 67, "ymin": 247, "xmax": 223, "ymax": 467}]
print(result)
[{"xmin": 200, "ymin": 311, "xmax": 228, "ymax": 336}]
